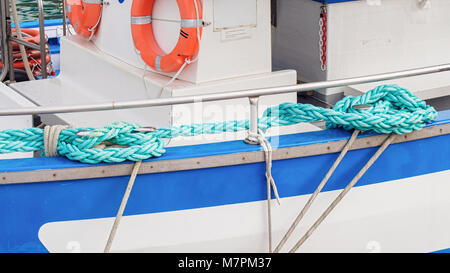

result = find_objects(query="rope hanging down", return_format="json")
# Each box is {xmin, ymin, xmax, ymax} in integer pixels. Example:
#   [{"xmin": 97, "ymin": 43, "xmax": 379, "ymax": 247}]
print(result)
[
  {"xmin": 287, "ymin": 133, "xmax": 397, "ymax": 253},
  {"xmin": 0, "ymin": 85, "xmax": 437, "ymax": 164}
]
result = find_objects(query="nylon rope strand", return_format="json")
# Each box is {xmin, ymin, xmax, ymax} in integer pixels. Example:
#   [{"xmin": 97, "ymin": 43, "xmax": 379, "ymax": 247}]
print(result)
[
  {"xmin": 104, "ymin": 160, "xmax": 143, "ymax": 253},
  {"xmin": 0, "ymin": 85, "xmax": 438, "ymax": 164}
]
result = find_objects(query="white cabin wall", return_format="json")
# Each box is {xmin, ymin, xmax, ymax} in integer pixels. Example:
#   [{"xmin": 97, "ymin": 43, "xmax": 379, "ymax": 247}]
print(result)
[
  {"xmin": 92, "ymin": 0, "xmax": 273, "ymax": 84},
  {"xmin": 272, "ymin": 0, "xmax": 325, "ymax": 84},
  {"xmin": 273, "ymin": 0, "xmax": 450, "ymax": 101}
]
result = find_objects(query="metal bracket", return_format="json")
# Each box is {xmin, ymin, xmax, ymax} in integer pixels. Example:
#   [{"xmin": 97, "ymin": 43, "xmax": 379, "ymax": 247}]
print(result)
[
  {"xmin": 244, "ymin": 96, "xmax": 261, "ymax": 145},
  {"xmin": 133, "ymin": 126, "xmax": 157, "ymax": 133}
]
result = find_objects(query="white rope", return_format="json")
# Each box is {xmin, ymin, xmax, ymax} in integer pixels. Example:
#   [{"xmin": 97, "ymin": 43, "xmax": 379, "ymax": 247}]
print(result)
[
  {"xmin": 156, "ymin": 58, "xmax": 190, "ymax": 98},
  {"xmin": 289, "ymin": 133, "xmax": 397, "ymax": 253},
  {"xmin": 273, "ymin": 129, "xmax": 360, "ymax": 253},
  {"xmin": 257, "ymin": 129, "xmax": 281, "ymax": 253},
  {"xmin": 104, "ymin": 160, "xmax": 142, "ymax": 253},
  {"xmin": 10, "ymin": 0, "xmax": 35, "ymax": 81},
  {"xmin": 43, "ymin": 125, "xmax": 69, "ymax": 157},
  {"xmin": 258, "ymin": 130, "xmax": 281, "ymax": 204}
]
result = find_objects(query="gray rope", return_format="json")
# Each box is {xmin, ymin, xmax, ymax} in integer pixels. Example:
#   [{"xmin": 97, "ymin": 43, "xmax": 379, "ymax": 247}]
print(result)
[
  {"xmin": 273, "ymin": 129, "xmax": 360, "ymax": 253},
  {"xmin": 289, "ymin": 133, "xmax": 397, "ymax": 252},
  {"xmin": 104, "ymin": 160, "xmax": 142, "ymax": 253}
]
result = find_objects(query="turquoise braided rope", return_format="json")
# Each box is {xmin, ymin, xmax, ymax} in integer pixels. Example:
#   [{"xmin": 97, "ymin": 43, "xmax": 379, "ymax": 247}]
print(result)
[{"xmin": 0, "ymin": 85, "xmax": 437, "ymax": 164}]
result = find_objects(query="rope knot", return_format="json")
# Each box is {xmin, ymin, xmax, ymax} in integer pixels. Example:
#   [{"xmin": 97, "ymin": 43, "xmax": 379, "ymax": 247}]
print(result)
[
  {"xmin": 51, "ymin": 122, "xmax": 166, "ymax": 164},
  {"xmin": 260, "ymin": 85, "xmax": 437, "ymax": 135},
  {"xmin": 329, "ymin": 85, "xmax": 437, "ymax": 134}
]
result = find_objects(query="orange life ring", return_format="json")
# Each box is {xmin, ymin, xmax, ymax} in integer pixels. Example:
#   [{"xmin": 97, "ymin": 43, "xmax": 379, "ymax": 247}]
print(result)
[
  {"xmin": 11, "ymin": 29, "xmax": 42, "ymax": 50},
  {"xmin": 65, "ymin": 0, "xmax": 102, "ymax": 38},
  {"xmin": 131, "ymin": 0, "xmax": 203, "ymax": 73}
]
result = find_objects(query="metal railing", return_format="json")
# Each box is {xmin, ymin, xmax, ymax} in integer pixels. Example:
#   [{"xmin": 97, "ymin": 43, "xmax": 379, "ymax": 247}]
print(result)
[
  {"xmin": 0, "ymin": 0, "xmax": 48, "ymax": 81},
  {"xmin": 62, "ymin": 0, "xmax": 67, "ymax": 36},
  {"xmin": 0, "ymin": 63, "xmax": 449, "ymax": 143}
]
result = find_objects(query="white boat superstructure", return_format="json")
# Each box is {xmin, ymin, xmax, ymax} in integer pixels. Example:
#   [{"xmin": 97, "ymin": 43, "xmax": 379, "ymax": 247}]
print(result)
[{"xmin": 0, "ymin": 0, "xmax": 448, "ymax": 254}]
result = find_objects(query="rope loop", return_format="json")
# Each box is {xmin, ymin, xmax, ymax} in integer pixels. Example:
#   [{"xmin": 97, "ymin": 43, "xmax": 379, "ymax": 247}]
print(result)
[
  {"xmin": 55, "ymin": 122, "xmax": 166, "ymax": 164},
  {"xmin": 43, "ymin": 125, "xmax": 69, "ymax": 157},
  {"xmin": 261, "ymin": 85, "xmax": 437, "ymax": 135}
]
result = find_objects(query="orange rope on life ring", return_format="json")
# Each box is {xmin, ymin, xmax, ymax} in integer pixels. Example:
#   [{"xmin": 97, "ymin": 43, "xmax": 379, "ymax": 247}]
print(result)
[
  {"xmin": 65, "ymin": 0, "xmax": 102, "ymax": 38},
  {"xmin": 130, "ymin": 0, "xmax": 203, "ymax": 73}
]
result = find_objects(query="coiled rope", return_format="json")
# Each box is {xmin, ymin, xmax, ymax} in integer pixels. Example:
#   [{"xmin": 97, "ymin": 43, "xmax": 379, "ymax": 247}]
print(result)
[{"xmin": 0, "ymin": 85, "xmax": 437, "ymax": 164}]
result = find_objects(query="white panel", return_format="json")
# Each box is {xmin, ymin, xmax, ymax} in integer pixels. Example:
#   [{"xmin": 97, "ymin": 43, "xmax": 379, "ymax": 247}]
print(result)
[
  {"xmin": 273, "ymin": 0, "xmax": 450, "ymax": 99},
  {"xmin": 90, "ymin": 0, "xmax": 272, "ymax": 84},
  {"xmin": 0, "ymin": 83, "xmax": 34, "ymax": 159},
  {"xmin": 38, "ymin": 170, "xmax": 450, "ymax": 253},
  {"xmin": 213, "ymin": 0, "xmax": 257, "ymax": 30}
]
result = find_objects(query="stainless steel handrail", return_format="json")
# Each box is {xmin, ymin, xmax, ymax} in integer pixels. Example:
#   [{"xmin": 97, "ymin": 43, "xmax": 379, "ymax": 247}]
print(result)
[{"xmin": 3, "ymin": 63, "xmax": 450, "ymax": 117}]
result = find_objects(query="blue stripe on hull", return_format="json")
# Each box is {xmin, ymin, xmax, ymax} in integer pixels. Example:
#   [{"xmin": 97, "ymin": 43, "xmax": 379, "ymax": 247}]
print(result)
[
  {"xmin": 0, "ymin": 134, "xmax": 449, "ymax": 252},
  {"xmin": 0, "ymin": 110, "xmax": 449, "ymax": 252}
]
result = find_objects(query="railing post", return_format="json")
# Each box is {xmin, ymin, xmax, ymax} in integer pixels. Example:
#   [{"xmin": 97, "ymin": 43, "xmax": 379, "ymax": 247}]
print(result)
[
  {"xmin": 62, "ymin": 0, "xmax": 67, "ymax": 36},
  {"xmin": 0, "ymin": 0, "xmax": 9, "ymax": 82},
  {"xmin": 244, "ymin": 96, "xmax": 260, "ymax": 145},
  {"xmin": 5, "ymin": 0, "xmax": 15, "ymax": 83},
  {"xmin": 36, "ymin": 0, "xmax": 47, "ymax": 79}
]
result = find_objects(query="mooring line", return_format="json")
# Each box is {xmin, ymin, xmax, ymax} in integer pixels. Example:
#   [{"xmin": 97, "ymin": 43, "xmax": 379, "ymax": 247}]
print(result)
[
  {"xmin": 104, "ymin": 160, "xmax": 142, "ymax": 253},
  {"xmin": 273, "ymin": 129, "xmax": 360, "ymax": 253},
  {"xmin": 289, "ymin": 133, "xmax": 397, "ymax": 253},
  {"xmin": 257, "ymin": 130, "xmax": 282, "ymax": 253}
]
